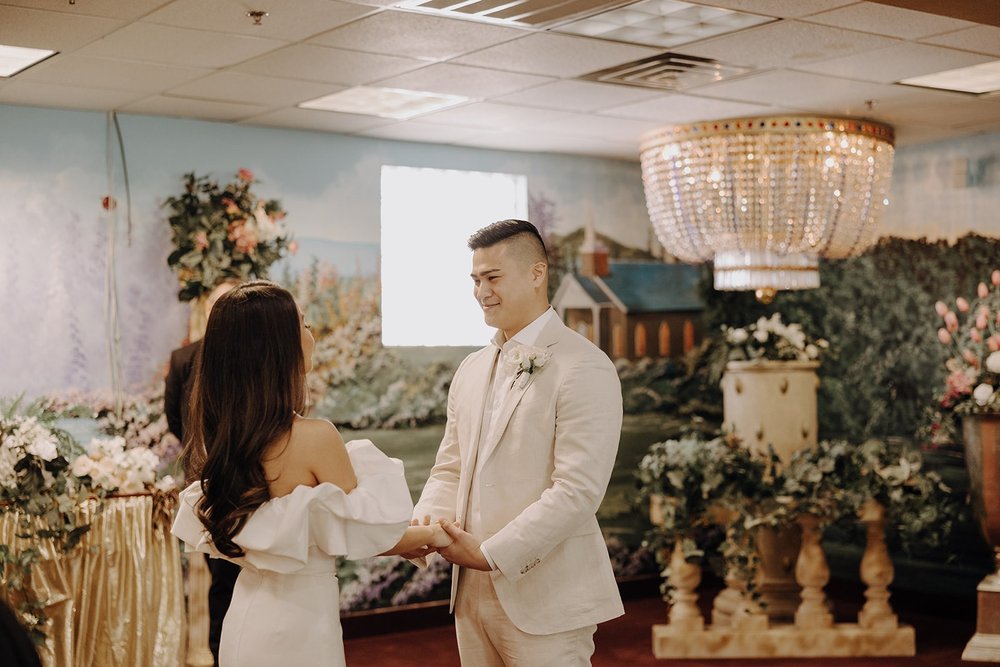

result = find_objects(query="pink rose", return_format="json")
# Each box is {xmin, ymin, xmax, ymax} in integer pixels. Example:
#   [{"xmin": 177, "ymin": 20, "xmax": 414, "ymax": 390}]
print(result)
[
  {"xmin": 977, "ymin": 313, "xmax": 989, "ymax": 330},
  {"xmin": 957, "ymin": 297, "xmax": 970, "ymax": 312},
  {"xmin": 947, "ymin": 368, "xmax": 973, "ymax": 395},
  {"xmin": 963, "ymin": 349, "xmax": 979, "ymax": 367},
  {"xmin": 938, "ymin": 328, "xmax": 951, "ymax": 344},
  {"xmin": 222, "ymin": 198, "xmax": 240, "ymax": 215},
  {"xmin": 935, "ymin": 301, "xmax": 948, "ymax": 317},
  {"xmin": 238, "ymin": 168, "xmax": 254, "ymax": 182},
  {"xmin": 979, "ymin": 282, "xmax": 989, "ymax": 298},
  {"xmin": 972, "ymin": 329, "xmax": 982, "ymax": 343},
  {"xmin": 993, "ymin": 270, "xmax": 1000, "ymax": 286},
  {"xmin": 989, "ymin": 336, "xmax": 1000, "ymax": 352},
  {"xmin": 194, "ymin": 231, "xmax": 208, "ymax": 251},
  {"xmin": 944, "ymin": 311, "xmax": 959, "ymax": 332}
]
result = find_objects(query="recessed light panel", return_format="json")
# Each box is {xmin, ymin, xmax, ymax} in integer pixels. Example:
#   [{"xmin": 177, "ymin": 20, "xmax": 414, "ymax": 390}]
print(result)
[
  {"xmin": 299, "ymin": 86, "xmax": 471, "ymax": 120},
  {"xmin": 557, "ymin": 0, "xmax": 773, "ymax": 48},
  {"xmin": 0, "ymin": 44, "xmax": 57, "ymax": 77},
  {"xmin": 899, "ymin": 60, "xmax": 1000, "ymax": 95}
]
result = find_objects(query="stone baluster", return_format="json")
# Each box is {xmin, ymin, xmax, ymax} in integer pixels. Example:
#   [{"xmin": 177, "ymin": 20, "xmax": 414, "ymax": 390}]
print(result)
[
  {"xmin": 858, "ymin": 498, "xmax": 899, "ymax": 630},
  {"xmin": 794, "ymin": 514, "xmax": 833, "ymax": 629},
  {"xmin": 668, "ymin": 543, "xmax": 704, "ymax": 631}
]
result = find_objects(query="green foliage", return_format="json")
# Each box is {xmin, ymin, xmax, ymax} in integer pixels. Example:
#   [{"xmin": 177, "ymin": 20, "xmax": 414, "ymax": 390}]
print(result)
[{"xmin": 697, "ymin": 234, "xmax": 1000, "ymax": 441}]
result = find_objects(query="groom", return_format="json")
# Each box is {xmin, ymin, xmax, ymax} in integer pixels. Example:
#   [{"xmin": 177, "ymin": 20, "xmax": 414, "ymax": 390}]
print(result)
[{"xmin": 408, "ymin": 219, "xmax": 624, "ymax": 665}]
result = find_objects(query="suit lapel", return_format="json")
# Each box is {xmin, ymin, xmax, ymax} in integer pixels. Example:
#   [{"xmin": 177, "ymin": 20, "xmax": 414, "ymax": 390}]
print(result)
[
  {"xmin": 455, "ymin": 345, "xmax": 499, "ymax": 525},
  {"xmin": 478, "ymin": 317, "xmax": 564, "ymax": 466}
]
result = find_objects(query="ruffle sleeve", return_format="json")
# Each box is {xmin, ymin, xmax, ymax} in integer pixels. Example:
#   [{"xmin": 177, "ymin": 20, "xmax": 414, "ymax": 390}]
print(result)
[{"xmin": 171, "ymin": 439, "xmax": 412, "ymax": 573}]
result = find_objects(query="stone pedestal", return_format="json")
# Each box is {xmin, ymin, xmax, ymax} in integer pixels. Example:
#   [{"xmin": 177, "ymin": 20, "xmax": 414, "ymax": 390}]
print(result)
[{"xmin": 721, "ymin": 359, "xmax": 818, "ymax": 621}]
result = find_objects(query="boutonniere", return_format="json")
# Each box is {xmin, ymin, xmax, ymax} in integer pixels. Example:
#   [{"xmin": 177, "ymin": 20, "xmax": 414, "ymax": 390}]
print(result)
[{"xmin": 504, "ymin": 345, "xmax": 551, "ymax": 389}]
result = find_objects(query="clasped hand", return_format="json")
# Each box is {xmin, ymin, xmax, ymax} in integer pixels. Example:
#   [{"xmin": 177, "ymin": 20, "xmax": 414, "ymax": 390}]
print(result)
[{"xmin": 400, "ymin": 516, "xmax": 491, "ymax": 571}]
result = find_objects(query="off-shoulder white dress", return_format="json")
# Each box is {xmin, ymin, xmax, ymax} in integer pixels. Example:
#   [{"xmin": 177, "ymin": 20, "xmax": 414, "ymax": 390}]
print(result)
[{"xmin": 171, "ymin": 440, "xmax": 412, "ymax": 667}]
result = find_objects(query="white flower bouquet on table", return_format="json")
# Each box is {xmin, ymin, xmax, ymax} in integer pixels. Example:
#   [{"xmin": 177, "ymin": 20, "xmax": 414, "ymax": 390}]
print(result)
[
  {"xmin": 71, "ymin": 436, "xmax": 165, "ymax": 495},
  {"xmin": 504, "ymin": 345, "xmax": 551, "ymax": 389},
  {"xmin": 723, "ymin": 313, "xmax": 829, "ymax": 363}
]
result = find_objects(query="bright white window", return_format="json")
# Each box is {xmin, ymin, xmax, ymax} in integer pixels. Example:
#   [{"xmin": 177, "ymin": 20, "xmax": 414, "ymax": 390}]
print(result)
[{"xmin": 381, "ymin": 166, "xmax": 528, "ymax": 346}]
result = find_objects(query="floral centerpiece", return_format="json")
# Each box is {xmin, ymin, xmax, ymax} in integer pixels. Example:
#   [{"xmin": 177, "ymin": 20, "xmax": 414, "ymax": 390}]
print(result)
[
  {"xmin": 164, "ymin": 169, "xmax": 292, "ymax": 302},
  {"xmin": 722, "ymin": 313, "xmax": 829, "ymax": 363},
  {"xmin": 933, "ymin": 269, "xmax": 1000, "ymax": 414}
]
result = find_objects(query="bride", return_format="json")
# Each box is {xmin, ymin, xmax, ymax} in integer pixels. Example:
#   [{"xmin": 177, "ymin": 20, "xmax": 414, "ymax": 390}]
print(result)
[{"xmin": 172, "ymin": 280, "xmax": 451, "ymax": 666}]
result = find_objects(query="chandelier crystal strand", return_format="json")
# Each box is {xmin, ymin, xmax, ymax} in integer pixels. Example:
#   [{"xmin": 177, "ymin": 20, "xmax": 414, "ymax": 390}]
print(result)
[{"xmin": 640, "ymin": 116, "xmax": 894, "ymax": 297}]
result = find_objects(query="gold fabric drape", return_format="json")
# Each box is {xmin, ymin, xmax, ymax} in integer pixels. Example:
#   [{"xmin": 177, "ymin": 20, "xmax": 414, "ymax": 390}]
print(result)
[{"xmin": 1, "ymin": 494, "xmax": 184, "ymax": 667}]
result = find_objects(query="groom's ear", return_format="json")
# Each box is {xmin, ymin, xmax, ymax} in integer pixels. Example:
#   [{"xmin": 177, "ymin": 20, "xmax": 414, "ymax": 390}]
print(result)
[{"xmin": 531, "ymin": 260, "xmax": 548, "ymax": 287}]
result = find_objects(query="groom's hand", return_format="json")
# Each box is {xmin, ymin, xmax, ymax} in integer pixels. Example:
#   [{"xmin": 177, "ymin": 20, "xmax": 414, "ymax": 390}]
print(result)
[
  {"xmin": 438, "ymin": 522, "xmax": 491, "ymax": 571},
  {"xmin": 400, "ymin": 515, "xmax": 437, "ymax": 561}
]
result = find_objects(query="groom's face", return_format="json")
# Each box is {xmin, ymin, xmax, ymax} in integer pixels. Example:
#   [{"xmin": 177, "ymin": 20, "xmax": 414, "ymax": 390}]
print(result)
[{"xmin": 471, "ymin": 241, "xmax": 543, "ymax": 338}]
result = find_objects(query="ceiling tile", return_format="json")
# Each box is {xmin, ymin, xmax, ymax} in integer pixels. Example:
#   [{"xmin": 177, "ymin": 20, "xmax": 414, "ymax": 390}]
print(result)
[
  {"xmin": 167, "ymin": 72, "xmax": 341, "ymax": 106},
  {"xmin": 309, "ymin": 9, "xmax": 524, "ymax": 60},
  {"xmin": 493, "ymin": 79, "xmax": 663, "ymax": 113},
  {"xmin": 680, "ymin": 20, "xmax": 900, "ymax": 68},
  {"xmin": 921, "ymin": 26, "xmax": 1000, "ymax": 58},
  {"xmin": 452, "ymin": 33, "xmax": 661, "ymax": 78},
  {"xmin": 0, "ymin": 5, "xmax": 124, "ymax": 51},
  {"xmin": 0, "ymin": 80, "xmax": 144, "ymax": 110},
  {"xmin": 690, "ymin": 69, "xmax": 911, "ymax": 115},
  {"xmin": 873, "ymin": 96, "xmax": 1000, "ymax": 128},
  {"xmin": 372, "ymin": 63, "xmax": 554, "ymax": 98},
  {"xmin": 142, "ymin": 0, "xmax": 375, "ymax": 41},
  {"xmin": 13, "ymin": 54, "xmax": 211, "ymax": 93},
  {"xmin": 120, "ymin": 95, "xmax": 271, "ymax": 121},
  {"xmin": 458, "ymin": 129, "xmax": 638, "ymax": 160},
  {"xmin": 357, "ymin": 120, "xmax": 484, "ymax": 143},
  {"xmin": 76, "ymin": 23, "xmax": 286, "ymax": 68},
  {"xmin": 241, "ymin": 107, "xmax": 394, "ymax": 133},
  {"xmin": 415, "ymin": 102, "xmax": 575, "ymax": 129},
  {"xmin": 534, "ymin": 112, "xmax": 665, "ymax": 143},
  {"xmin": 234, "ymin": 44, "xmax": 425, "ymax": 85},
  {"xmin": 683, "ymin": 0, "xmax": 855, "ymax": 19},
  {"xmin": 794, "ymin": 42, "xmax": 994, "ymax": 84},
  {"xmin": 803, "ymin": 3, "xmax": 977, "ymax": 39},
  {"xmin": 599, "ymin": 93, "xmax": 784, "ymax": 123},
  {"xmin": 0, "ymin": 0, "xmax": 166, "ymax": 20}
]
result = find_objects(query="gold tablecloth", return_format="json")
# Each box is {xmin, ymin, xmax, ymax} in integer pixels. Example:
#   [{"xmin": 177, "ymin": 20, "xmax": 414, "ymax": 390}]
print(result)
[{"xmin": 1, "ymin": 494, "xmax": 184, "ymax": 667}]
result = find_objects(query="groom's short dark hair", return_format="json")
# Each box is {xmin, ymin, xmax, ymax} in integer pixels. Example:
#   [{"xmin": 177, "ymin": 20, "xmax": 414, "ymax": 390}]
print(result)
[{"xmin": 468, "ymin": 219, "xmax": 547, "ymax": 263}]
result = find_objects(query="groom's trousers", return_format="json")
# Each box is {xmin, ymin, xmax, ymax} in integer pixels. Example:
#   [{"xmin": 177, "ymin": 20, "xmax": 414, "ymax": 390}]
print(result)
[{"xmin": 455, "ymin": 568, "xmax": 596, "ymax": 666}]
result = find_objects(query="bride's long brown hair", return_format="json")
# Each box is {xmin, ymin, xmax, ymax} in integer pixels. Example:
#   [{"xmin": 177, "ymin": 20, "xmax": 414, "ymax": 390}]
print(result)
[{"xmin": 184, "ymin": 280, "xmax": 306, "ymax": 558}]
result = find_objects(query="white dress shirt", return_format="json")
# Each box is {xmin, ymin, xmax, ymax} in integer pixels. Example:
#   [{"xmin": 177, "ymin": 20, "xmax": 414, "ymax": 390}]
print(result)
[{"xmin": 472, "ymin": 307, "xmax": 559, "ymax": 569}]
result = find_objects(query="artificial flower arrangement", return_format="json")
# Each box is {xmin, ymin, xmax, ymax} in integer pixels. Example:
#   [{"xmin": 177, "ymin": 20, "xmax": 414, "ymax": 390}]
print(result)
[
  {"xmin": 933, "ymin": 269, "xmax": 1000, "ymax": 414},
  {"xmin": 0, "ymin": 398, "xmax": 176, "ymax": 643},
  {"xmin": 164, "ymin": 169, "xmax": 292, "ymax": 302},
  {"xmin": 722, "ymin": 313, "xmax": 829, "ymax": 363},
  {"xmin": 636, "ymin": 431, "xmax": 958, "ymax": 604}
]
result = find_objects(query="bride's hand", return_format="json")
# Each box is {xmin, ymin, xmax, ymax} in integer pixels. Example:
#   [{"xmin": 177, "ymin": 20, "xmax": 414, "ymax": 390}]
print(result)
[{"xmin": 429, "ymin": 522, "xmax": 454, "ymax": 548}]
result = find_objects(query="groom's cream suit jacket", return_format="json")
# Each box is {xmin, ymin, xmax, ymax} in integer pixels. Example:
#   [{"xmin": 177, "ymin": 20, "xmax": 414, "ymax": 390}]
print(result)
[{"xmin": 413, "ymin": 312, "xmax": 625, "ymax": 635}]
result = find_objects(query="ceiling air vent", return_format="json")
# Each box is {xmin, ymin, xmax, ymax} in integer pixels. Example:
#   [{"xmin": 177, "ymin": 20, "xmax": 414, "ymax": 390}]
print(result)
[
  {"xmin": 579, "ymin": 52, "xmax": 753, "ymax": 91},
  {"xmin": 397, "ymin": 0, "xmax": 635, "ymax": 29}
]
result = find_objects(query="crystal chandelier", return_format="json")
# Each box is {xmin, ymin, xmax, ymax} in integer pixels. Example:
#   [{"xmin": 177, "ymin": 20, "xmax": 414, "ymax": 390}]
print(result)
[{"xmin": 640, "ymin": 116, "xmax": 895, "ymax": 302}]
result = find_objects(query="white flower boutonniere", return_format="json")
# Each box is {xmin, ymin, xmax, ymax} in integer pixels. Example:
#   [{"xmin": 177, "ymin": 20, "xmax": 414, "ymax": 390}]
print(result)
[{"xmin": 504, "ymin": 345, "xmax": 551, "ymax": 389}]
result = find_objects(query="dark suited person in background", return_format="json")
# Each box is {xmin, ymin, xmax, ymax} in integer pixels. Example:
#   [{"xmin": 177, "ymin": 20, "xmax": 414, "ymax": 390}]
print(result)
[{"xmin": 164, "ymin": 277, "xmax": 240, "ymax": 667}]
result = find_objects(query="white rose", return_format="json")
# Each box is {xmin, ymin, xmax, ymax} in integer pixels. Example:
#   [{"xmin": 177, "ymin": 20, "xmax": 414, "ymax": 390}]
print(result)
[
  {"xmin": 973, "ymin": 383, "xmax": 995, "ymax": 407},
  {"xmin": 986, "ymin": 351, "xmax": 1000, "ymax": 374},
  {"xmin": 25, "ymin": 436, "xmax": 58, "ymax": 462},
  {"xmin": 155, "ymin": 475, "xmax": 178, "ymax": 492},
  {"xmin": 71, "ymin": 455, "xmax": 94, "ymax": 478},
  {"xmin": 729, "ymin": 328, "xmax": 748, "ymax": 344},
  {"xmin": 805, "ymin": 344, "xmax": 819, "ymax": 359},
  {"xmin": 531, "ymin": 353, "xmax": 549, "ymax": 368},
  {"xmin": 753, "ymin": 329, "xmax": 769, "ymax": 343}
]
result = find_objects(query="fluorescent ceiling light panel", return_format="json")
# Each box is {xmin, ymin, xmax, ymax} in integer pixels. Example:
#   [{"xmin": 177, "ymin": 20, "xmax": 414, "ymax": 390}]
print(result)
[
  {"xmin": 299, "ymin": 86, "xmax": 470, "ymax": 119},
  {"xmin": 0, "ymin": 44, "xmax": 57, "ymax": 77},
  {"xmin": 899, "ymin": 60, "xmax": 1000, "ymax": 94},
  {"xmin": 557, "ymin": 0, "xmax": 773, "ymax": 48}
]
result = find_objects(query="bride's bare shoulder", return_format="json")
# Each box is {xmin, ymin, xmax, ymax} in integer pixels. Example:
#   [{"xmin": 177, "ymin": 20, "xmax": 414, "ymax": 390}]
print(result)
[{"xmin": 290, "ymin": 417, "xmax": 345, "ymax": 451}]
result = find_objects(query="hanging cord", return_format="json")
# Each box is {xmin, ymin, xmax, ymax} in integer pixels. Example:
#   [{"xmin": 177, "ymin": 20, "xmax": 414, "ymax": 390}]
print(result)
[{"xmin": 105, "ymin": 112, "xmax": 125, "ymax": 418}]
